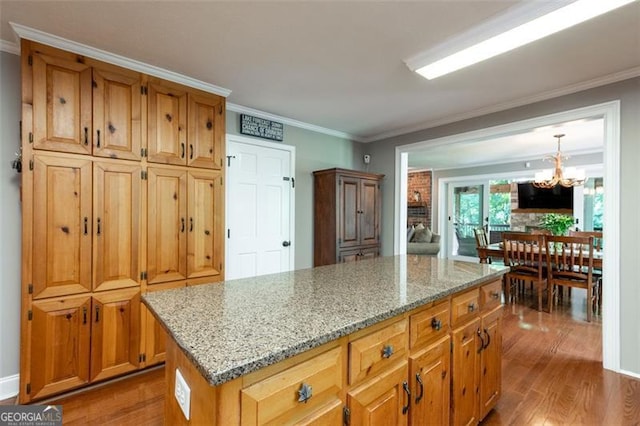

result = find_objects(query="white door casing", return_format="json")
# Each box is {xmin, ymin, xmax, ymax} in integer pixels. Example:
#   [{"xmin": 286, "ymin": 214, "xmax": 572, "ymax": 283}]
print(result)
[{"xmin": 225, "ymin": 135, "xmax": 295, "ymax": 280}]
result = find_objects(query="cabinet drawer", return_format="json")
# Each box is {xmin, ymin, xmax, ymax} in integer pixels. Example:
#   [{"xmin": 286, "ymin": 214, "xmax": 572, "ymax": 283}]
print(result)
[
  {"xmin": 451, "ymin": 288, "xmax": 480, "ymax": 327},
  {"xmin": 410, "ymin": 301, "xmax": 450, "ymax": 349},
  {"xmin": 241, "ymin": 347, "xmax": 343, "ymax": 425},
  {"xmin": 480, "ymin": 280, "xmax": 502, "ymax": 311},
  {"xmin": 349, "ymin": 319, "xmax": 408, "ymax": 385}
]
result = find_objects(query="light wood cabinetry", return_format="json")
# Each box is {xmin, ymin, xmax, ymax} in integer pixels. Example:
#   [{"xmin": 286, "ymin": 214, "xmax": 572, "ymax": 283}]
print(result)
[
  {"xmin": 409, "ymin": 336, "xmax": 450, "ymax": 426},
  {"xmin": 20, "ymin": 40, "xmax": 225, "ymax": 402},
  {"xmin": 313, "ymin": 168, "xmax": 384, "ymax": 266}
]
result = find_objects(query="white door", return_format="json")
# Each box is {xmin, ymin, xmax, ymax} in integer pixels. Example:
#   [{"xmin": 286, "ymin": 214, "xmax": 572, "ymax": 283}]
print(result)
[{"xmin": 226, "ymin": 136, "xmax": 295, "ymax": 280}]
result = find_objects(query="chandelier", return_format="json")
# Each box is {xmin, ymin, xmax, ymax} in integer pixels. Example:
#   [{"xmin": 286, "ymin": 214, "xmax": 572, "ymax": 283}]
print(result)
[{"xmin": 533, "ymin": 134, "xmax": 586, "ymax": 188}]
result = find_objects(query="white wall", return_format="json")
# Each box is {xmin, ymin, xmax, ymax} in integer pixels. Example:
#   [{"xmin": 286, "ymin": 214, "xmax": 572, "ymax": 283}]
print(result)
[{"xmin": 0, "ymin": 51, "xmax": 21, "ymax": 398}]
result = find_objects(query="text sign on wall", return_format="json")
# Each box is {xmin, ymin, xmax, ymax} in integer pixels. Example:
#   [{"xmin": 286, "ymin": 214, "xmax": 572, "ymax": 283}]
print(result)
[{"xmin": 240, "ymin": 114, "xmax": 284, "ymax": 141}]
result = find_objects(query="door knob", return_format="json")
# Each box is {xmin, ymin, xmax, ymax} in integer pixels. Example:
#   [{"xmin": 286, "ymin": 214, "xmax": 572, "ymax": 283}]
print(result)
[{"xmin": 282, "ymin": 241, "xmax": 291, "ymax": 247}]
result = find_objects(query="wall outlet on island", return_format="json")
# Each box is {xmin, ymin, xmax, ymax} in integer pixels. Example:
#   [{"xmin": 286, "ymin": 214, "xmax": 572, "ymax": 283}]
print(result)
[{"xmin": 175, "ymin": 368, "xmax": 191, "ymax": 420}]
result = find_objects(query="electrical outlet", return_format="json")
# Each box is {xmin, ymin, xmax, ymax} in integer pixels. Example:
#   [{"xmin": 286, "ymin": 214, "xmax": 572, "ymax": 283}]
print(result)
[
  {"xmin": 175, "ymin": 368, "xmax": 191, "ymax": 420},
  {"xmin": 363, "ymin": 154, "xmax": 371, "ymax": 164}
]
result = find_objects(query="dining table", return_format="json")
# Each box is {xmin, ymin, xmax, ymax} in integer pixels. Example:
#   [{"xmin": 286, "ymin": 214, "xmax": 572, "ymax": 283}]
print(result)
[{"xmin": 477, "ymin": 242, "xmax": 603, "ymax": 269}]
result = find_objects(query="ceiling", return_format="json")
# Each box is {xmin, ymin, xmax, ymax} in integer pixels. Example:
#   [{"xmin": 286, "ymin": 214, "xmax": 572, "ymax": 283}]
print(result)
[{"xmin": 1, "ymin": 1, "xmax": 639, "ymax": 147}]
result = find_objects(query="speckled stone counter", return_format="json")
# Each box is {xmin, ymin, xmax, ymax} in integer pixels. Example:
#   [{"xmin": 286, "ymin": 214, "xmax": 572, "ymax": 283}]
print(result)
[{"xmin": 143, "ymin": 255, "xmax": 507, "ymax": 387}]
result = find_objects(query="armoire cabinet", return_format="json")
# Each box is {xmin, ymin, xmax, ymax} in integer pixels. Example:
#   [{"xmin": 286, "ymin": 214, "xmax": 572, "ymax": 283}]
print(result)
[
  {"xmin": 313, "ymin": 168, "xmax": 384, "ymax": 266},
  {"xmin": 19, "ymin": 40, "xmax": 225, "ymax": 402}
]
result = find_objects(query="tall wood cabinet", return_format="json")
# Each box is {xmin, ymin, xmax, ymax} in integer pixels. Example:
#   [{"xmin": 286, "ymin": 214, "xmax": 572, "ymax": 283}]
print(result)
[
  {"xmin": 313, "ymin": 168, "xmax": 384, "ymax": 266},
  {"xmin": 19, "ymin": 40, "xmax": 226, "ymax": 402}
]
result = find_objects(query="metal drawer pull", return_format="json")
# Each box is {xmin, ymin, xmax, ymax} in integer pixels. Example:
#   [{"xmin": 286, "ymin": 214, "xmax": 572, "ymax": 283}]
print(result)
[
  {"xmin": 402, "ymin": 381, "xmax": 411, "ymax": 414},
  {"xmin": 468, "ymin": 303, "xmax": 476, "ymax": 312},
  {"xmin": 431, "ymin": 317, "xmax": 442, "ymax": 331},
  {"xmin": 477, "ymin": 328, "xmax": 486, "ymax": 353},
  {"xmin": 490, "ymin": 291, "xmax": 500, "ymax": 299},
  {"xmin": 415, "ymin": 373, "xmax": 424, "ymax": 404},
  {"xmin": 382, "ymin": 344, "xmax": 394, "ymax": 359},
  {"xmin": 297, "ymin": 382, "xmax": 312, "ymax": 403}
]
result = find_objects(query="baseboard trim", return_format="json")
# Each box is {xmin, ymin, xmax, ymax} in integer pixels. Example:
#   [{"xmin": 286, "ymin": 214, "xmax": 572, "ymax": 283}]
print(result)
[
  {"xmin": 619, "ymin": 368, "xmax": 640, "ymax": 381},
  {"xmin": 0, "ymin": 374, "xmax": 19, "ymax": 401}
]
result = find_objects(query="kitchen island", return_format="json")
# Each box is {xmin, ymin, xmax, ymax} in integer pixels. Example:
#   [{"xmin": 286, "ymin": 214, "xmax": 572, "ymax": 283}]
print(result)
[{"xmin": 143, "ymin": 255, "xmax": 508, "ymax": 425}]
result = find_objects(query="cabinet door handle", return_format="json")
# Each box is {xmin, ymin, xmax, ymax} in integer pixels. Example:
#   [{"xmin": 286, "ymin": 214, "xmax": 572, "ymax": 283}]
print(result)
[
  {"xmin": 483, "ymin": 328, "xmax": 491, "ymax": 350},
  {"xmin": 189, "ymin": 144, "xmax": 193, "ymax": 159},
  {"xmin": 181, "ymin": 143, "xmax": 185, "ymax": 158},
  {"xmin": 181, "ymin": 217, "xmax": 185, "ymax": 233},
  {"xmin": 415, "ymin": 373, "xmax": 424, "ymax": 404},
  {"xmin": 477, "ymin": 328, "xmax": 486, "ymax": 353},
  {"xmin": 402, "ymin": 381, "xmax": 411, "ymax": 415},
  {"xmin": 468, "ymin": 303, "xmax": 476, "ymax": 313},
  {"xmin": 189, "ymin": 217, "xmax": 193, "ymax": 232},
  {"xmin": 84, "ymin": 217, "xmax": 88, "ymax": 235},
  {"xmin": 84, "ymin": 127, "xmax": 89, "ymax": 145},
  {"xmin": 95, "ymin": 306, "xmax": 100, "ymax": 323},
  {"xmin": 96, "ymin": 129, "xmax": 101, "ymax": 148},
  {"xmin": 431, "ymin": 317, "xmax": 442, "ymax": 331},
  {"xmin": 382, "ymin": 344, "xmax": 394, "ymax": 359},
  {"xmin": 96, "ymin": 218, "xmax": 101, "ymax": 235}
]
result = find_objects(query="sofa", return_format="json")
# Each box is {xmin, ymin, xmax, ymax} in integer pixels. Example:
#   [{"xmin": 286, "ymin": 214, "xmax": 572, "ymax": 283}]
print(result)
[{"xmin": 407, "ymin": 224, "xmax": 441, "ymax": 255}]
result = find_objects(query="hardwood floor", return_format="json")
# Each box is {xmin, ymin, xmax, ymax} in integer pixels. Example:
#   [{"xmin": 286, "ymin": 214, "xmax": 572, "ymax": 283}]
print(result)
[{"xmin": 2, "ymin": 289, "xmax": 639, "ymax": 425}]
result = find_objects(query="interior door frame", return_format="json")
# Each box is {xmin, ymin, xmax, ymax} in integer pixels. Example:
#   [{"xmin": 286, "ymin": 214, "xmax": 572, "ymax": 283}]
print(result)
[
  {"xmin": 394, "ymin": 101, "xmax": 621, "ymax": 375},
  {"xmin": 224, "ymin": 133, "xmax": 296, "ymax": 277}
]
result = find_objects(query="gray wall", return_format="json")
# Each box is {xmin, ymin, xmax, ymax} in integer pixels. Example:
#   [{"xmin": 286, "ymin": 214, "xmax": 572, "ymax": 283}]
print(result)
[
  {"xmin": 367, "ymin": 77, "xmax": 640, "ymax": 375},
  {"xmin": 226, "ymin": 111, "xmax": 365, "ymax": 269},
  {"xmin": 0, "ymin": 51, "xmax": 22, "ymax": 391}
]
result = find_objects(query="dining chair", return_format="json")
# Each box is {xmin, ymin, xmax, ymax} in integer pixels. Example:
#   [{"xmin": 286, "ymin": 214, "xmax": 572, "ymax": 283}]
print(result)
[
  {"xmin": 474, "ymin": 228, "xmax": 490, "ymax": 263},
  {"xmin": 568, "ymin": 230, "xmax": 603, "ymax": 313},
  {"xmin": 502, "ymin": 233, "xmax": 549, "ymax": 312},
  {"xmin": 545, "ymin": 235, "xmax": 595, "ymax": 322}
]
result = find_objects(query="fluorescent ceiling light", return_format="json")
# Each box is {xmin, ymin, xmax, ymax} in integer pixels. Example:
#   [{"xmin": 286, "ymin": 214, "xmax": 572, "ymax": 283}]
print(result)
[{"xmin": 412, "ymin": 0, "xmax": 637, "ymax": 80}]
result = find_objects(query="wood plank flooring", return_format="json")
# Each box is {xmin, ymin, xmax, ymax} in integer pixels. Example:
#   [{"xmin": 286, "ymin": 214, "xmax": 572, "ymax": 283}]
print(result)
[{"xmin": 2, "ymin": 289, "xmax": 639, "ymax": 425}]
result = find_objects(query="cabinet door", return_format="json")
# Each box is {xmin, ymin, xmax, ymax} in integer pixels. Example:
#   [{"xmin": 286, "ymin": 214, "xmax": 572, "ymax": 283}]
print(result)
[
  {"xmin": 359, "ymin": 179, "xmax": 380, "ymax": 246},
  {"xmin": 32, "ymin": 155, "xmax": 92, "ymax": 299},
  {"xmin": 32, "ymin": 52, "xmax": 92, "ymax": 155},
  {"xmin": 338, "ymin": 176, "xmax": 360, "ymax": 248},
  {"xmin": 338, "ymin": 249, "xmax": 360, "ymax": 263},
  {"xmin": 93, "ymin": 162, "xmax": 141, "ymax": 292},
  {"xmin": 359, "ymin": 247, "xmax": 379, "ymax": 260},
  {"xmin": 409, "ymin": 336, "xmax": 450, "ymax": 426},
  {"xmin": 348, "ymin": 361, "xmax": 409, "ymax": 426},
  {"xmin": 147, "ymin": 167, "xmax": 187, "ymax": 284},
  {"xmin": 29, "ymin": 295, "xmax": 91, "ymax": 400},
  {"xmin": 142, "ymin": 281, "xmax": 187, "ymax": 367},
  {"xmin": 147, "ymin": 79, "xmax": 187, "ymax": 165},
  {"xmin": 479, "ymin": 306, "xmax": 502, "ymax": 420},
  {"xmin": 187, "ymin": 93, "xmax": 224, "ymax": 169},
  {"xmin": 187, "ymin": 170, "xmax": 223, "ymax": 280},
  {"xmin": 90, "ymin": 288, "xmax": 140, "ymax": 382},
  {"xmin": 92, "ymin": 65, "xmax": 142, "ymax": 160},
  {"xmin": 451, "ymin": 318, "xmax": 481, "ymax": 426}
]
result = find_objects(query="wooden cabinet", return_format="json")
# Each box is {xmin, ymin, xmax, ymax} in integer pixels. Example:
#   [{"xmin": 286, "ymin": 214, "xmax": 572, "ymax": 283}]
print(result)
[
  {"xmin": 313, "ymin": 168, "xmax": 384, "ymax": 266},
  {"xmin": 148, "ymin": 79, "xmax": 224, "ymax": 169},
  {"xmin": 32, "ymin": 155, "xmax": 93, "ymax": 299},
  {"xmin": 479, "ymin": 306, "xmax": 502, "ymax": 420},
  {"xmin": 20, "ymin": 40, "xmax": 226, "ymax": 402},
  {"xmin": 451, "ymin": 317, "xmax": 482, "ymax": 426},
  {"xmin": 409, "ymin": 336, "xmax": 450, "ymax": 426},
  {"xmin": 348, "ymin": 361, "xmax": 409, "ymax": 426},
  {"xmin": 147, "ymin": 167, "xmax": 223, "ymax": 285}
]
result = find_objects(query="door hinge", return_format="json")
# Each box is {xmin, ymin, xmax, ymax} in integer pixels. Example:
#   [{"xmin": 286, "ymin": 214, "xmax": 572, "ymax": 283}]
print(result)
[
  {"xmin": 28, "ymin": 283, "xmax": 33, "ymax": 294},
  {"xmin": 28, "ymin": 132, "xmax": 33, "ymax": 143},
  {"xmin": 140, "ymin": 148, "xmax": 147, "ymax": 157},
  {"xmin": 140, "ymin": 271, "xmax": 147, "ymax": 280},
  {"xmin": 141, "ymin": 170, "xmax": 148, "ymax": 180},
  {"xmin": 28, "ymin": 55, "xmax": 32, "ymax": 66},
  {"xmin": 219, "ymin": 263, "xmax": 223, "ymax": 271},
  {"xmin": 218, "ymin": 104, "xmax": 223, "ymax": 115},
  {"xmin": 28, "ymin": 310, "xmax": 32, "ymax": 321},
  {"xmin": 139, "ymin": 353, "xmax": 146, "ymax": 363},
  {"xmin": 29, "ymin": 159, "xmax": 34, "ymax": 171},
  {"xmin": 220, "ymin": 158, "xmax": 223, "ymax": 167},
  {"xmin": 26, "ymin": 383, "xmax": 31, "ymax": 394},
  {"xmin": 343, "ymin": 406, "xmax": 350, "ymax": 426},
  {"xmin": 220, "ymin": 176, "xmax": 223, "ymax": 185},
  {"xmin": 141, "ymin": 86, "xmax": 148, "ymax": 95}
]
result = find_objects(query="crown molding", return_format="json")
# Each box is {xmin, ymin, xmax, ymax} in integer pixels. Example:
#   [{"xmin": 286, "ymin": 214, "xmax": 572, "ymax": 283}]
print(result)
[
  {"xmin": 0, "ymin": 39, "xmax": 19, "ymax": 55},
  {"xmin": 226, "ymin": 103, "xmax": 361, "ymax": 142},
  {"xmin": 9, "ymin": 22, "xmax": 231, "ymax": 97},
  {"xmin": 363, "ymin": 65, "xmax": 640, "ymax": 143}
]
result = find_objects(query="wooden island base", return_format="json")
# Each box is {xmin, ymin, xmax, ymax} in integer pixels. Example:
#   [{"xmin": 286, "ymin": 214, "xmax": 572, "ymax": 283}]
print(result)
[{"xmin": 163, "ymin": 277, "xmax": 503, "ymax": 426}]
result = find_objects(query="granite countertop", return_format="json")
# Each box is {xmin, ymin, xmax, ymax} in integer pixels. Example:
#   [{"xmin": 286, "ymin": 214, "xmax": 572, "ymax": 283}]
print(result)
[{"xmin": 142, "ymin": 255, "xmax": 507, "ymax": 386}]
